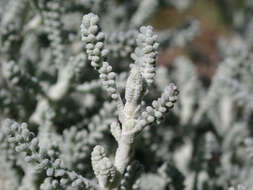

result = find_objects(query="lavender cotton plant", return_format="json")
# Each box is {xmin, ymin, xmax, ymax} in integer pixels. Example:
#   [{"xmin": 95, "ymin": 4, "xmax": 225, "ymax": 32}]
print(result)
[{"xmin": 0, "ymin": 10, "xmax": 179, "ymax": 190}]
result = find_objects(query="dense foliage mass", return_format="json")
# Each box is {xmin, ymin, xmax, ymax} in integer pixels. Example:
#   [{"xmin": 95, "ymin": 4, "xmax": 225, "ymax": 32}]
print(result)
[{"xmin": 0, "ymin": 0, "xmax": 253, "ymax": 190}]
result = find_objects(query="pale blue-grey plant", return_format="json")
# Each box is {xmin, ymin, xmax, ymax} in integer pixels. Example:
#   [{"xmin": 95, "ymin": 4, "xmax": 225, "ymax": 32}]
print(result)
[{"xmin": 2, "ymin": 0, "xmax": 253, "ymax": 190}]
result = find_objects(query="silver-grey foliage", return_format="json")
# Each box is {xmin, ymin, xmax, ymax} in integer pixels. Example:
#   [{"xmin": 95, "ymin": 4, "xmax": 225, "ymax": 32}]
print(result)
[{"xmin": 1, "ymin": 0, "xmax": 252, "ymax": 190}]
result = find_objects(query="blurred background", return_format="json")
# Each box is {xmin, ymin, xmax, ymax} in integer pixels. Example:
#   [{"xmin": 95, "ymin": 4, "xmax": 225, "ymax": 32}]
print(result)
[{"xmin": 147, "ymin": 0, "xmax": 252, "ymax": 83}]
